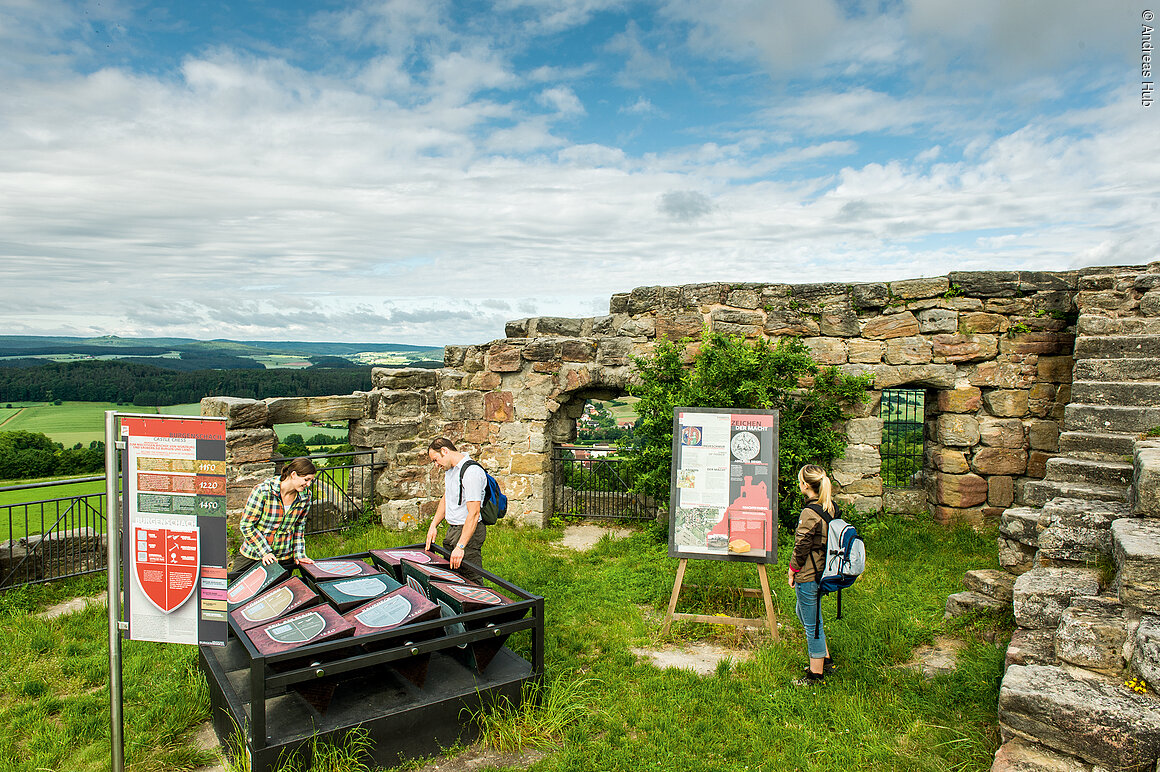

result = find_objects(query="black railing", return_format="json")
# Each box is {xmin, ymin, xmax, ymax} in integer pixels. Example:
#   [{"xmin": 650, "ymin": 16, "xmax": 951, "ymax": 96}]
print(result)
[
  {"xmin": 881, "ymin": 388, "xmax": 925, "ymax": 488},
  {"xmin": 551, "ymin": 445, "xmax": 657, "ymax": 521},
  {"xmin": 273, "ymin": 450, "xmax": 379, "ymax": 535},
  {"xmin": 0, "ymin": 476, "xmax": 109, "ymax": 589}
]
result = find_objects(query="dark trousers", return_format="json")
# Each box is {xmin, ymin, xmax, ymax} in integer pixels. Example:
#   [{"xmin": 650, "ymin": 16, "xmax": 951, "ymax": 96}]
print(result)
[{"xmin": 443, "ymin": 521, "xmax": 487, "ymax": 583}]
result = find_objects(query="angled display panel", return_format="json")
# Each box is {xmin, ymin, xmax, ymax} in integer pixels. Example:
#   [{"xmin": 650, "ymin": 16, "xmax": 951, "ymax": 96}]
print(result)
[{"xmin": 669, "ymin": 407, "xmax": 779, "ymax": 564}]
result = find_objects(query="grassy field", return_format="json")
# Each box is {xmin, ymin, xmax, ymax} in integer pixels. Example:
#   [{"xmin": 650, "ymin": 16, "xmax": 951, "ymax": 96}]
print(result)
[
  {"xmin": 0, "ymin": 514, "xmax": 1009, "ymax": 772},
  {"xmin": 0, "ymin": 402, "xmax": 203, "ymax": 447},
  {"xmin": 0, "ymin": 477, "xmax": 107, "ymax": 542}
]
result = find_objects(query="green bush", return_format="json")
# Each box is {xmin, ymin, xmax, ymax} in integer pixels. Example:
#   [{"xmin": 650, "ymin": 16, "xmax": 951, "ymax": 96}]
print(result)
[{"xmin": 622, "ymin": 332, "xmax": 872, "ymax": 528}]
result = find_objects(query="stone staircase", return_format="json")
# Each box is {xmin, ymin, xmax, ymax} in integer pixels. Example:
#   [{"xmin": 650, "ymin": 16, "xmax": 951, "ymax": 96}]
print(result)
[{"xmin": 945, "ymin": 265, "xmax": 1160, "ymax": 772}]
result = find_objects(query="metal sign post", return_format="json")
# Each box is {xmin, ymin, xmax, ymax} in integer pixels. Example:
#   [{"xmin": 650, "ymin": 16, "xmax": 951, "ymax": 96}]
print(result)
[{"xmin": 105, "ymin": 411, "xmax": 227, "ymax": 772}]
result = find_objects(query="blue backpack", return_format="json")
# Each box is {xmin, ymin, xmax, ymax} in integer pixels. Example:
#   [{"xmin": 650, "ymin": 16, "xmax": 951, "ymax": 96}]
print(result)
[
  {"xmin": 458, "ymin": 460, "xmax": 508, "ymax": 525},
  {"xmin": 807, "ymin": 503, "xmax": 866, "ymax": 637}
]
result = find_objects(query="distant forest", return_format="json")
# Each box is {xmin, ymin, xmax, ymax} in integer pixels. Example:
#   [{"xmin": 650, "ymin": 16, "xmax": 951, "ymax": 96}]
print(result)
[{"xmin": 0, "ymin": 360, "xmax": 376, "ymax": 405}]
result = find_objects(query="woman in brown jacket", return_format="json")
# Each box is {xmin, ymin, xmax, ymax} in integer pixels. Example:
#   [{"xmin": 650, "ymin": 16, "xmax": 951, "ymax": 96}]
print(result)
[{"xmin": 787, "ymin": 464, "xmax": 834, "ymax": 685}]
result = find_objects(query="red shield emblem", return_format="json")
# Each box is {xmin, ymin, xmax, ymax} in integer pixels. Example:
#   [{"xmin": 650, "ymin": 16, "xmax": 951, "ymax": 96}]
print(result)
[{"xmin": 134, "ymin": 526, "xmax": 200, "ymax": 613}]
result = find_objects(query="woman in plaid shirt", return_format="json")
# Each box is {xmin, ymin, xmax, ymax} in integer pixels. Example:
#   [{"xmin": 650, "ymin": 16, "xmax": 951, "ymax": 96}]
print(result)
[{"xmin": 234, "ymin": 457, "xmax": 317, "ymax": 573}]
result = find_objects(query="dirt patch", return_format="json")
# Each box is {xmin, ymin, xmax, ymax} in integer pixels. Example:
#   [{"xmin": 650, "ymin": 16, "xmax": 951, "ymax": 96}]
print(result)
[
  {"xmin": 899, "ymin": 635, "xmax": 968, "ymax": 678},
  {"xmin": 630, "ymin": 643, "xmax": 753, "ymax": 676},
  {"xmin": 556, "ymin": 524, "xmax": 633, "ymax": 551},
  {"xmin": 191, "ymin": 721, "xmax": 225, "ymax": 772},
  {"xmin": 37, "ymin": 593, "xmax": 106, "ymax": 619},
  {"xmin": 411, "ymin": 745, "xmax": 545, "ymax": 772}
]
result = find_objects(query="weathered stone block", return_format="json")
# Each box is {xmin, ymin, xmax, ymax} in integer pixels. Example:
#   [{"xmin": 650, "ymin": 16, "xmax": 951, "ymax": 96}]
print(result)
[
  {"xmin": 484, "ymin": 391, "xmax": 514, "ymax": 422},
  {"xmin": 201, "ymin": 396, "xmax": 268, "ymax": 429},
  {"xmin": 834, "ymin": 493, "xmax": 881, "ymax": 512},
  {"xmin": 884, "ymin": 336, "xmax": 932, "ymax": 365},
  {"xmin": 1037, "ymin": 356, "xmax": 1074, "ymax": 383},
  {"xmin": 937, "ymin": 386, "xmax": 982, "ymax": 413},
  {"xmin": 831, "ymin": 444, "xmax": 881, "ymax": 485},
  {"xmin": 265, "ymin": 395, "xmax": 367, "ymax": 424},
  {"xmin": 838, "ymin": 363, "xmax": 956, "ymax": 389},
  {"xmin": 1112, "ymin": 517, "xmax": 1160, "ymax": 613},
  {"xmin": 534, "ymin": 316, "xmax": 584, "ymax": 336},
  {"xmin": 937, "ymin": 414, "xmax": 980, "ymax": 446},
  {"xmin": 1001, "ymin": 507, "xmax": 1050, "ymax": 546},
  {"xmin": 521, "ymin": 339, "xmax": 559, "ymax": 361},
  {"xmin": 936, "ymin": 472, "xmax": 988, "ymax": 507},
  {"xmin": 932, "ymin": 505, "xmax": 985, "ymax": 525},
  {"xmin": 372, "ymin": 367, "xmax": 438, "ymax": 390},
  {"xmin": 882, "ymin": 488, "xmax": 928, "ymax": 515},
  {"xmin": 844, "ymin": 417, "xmax": 882, "ymax": 445},
  {"xmin": 999, "ymin": 664, "xmax": 1160, "ymax": 771},
  {"xmin": 980, "ymin": 418, "xmax": 1026, "ymax": 449},
  {"xmin": 349, "ymin": 420, "xmax": 421, "ymax": 446},
  {"xmin": 891, "ymin": 276, "xmax": 949, "ymax": 299},
  {"xmin": 933, "ymin": 448, "xmax": 970, "ymax": 473},
  {"xmin": 1054, "ymin": 595, "xmax": 1130, "ymax": 675},
  {"xmin": 379, "ymin": 499, "xmax": 422, "ymax": 530},
  {"xmin": 999, "ymin": 537, "xmax": 1038, "ymax": 575},
  {"xmin": 597, "ymin": 337, "xmax": 634, "ymax": 367},
  {"xmin": 931, "ymin": 334, "xmax": 999, "ymax": 363},
  {"xmin": 803, "ymin": 336, "xmax": 846, "ymax": 365},
  {"xmin": 227, "ymin": 428, "xmax": 277, "ymax": 465},
  {"xmin": 1012, "ymin": 568, "xmax": 1100, "ymax": 629},
  {"xmin": 989, "ymin": 475, "xmax": 1016, "ymax": 507},
  {"xmin": 949, "ymin": 271, "xmax": 1019, "ymax": 297},
  {"xmin": 861, "ymin": 311, "xmax": 920, "ymax": 340},
  {"xmin": 1132, "ymin": 444, "xmax": 1160, "ymax": 517},
  {"xmin": 1003, "ymin": 630, "xmax": 1058, "ymax": 669},
  {"xmin": 559, "ymin": 339, "xmax": 597, "ymax": 362},
  {"xmin": 764, "ymin": 311, "xmax": 819, "ymax": 337},
  {"xmin": 1029, "ymin": 421, "xmax": 1060, "ymax": 452},
  {"xmin": 847, "ymin": 339, "xmax": 883, "ymax": 363},
  {"xmin": 984, "ymin": 389, "xmax": 1031, "ymax": 418},
  {"xmin": 1027, "ymin": 451, "xmax": 1050, "ymax": 479},
  {"xmin": 820, "ymin": 308, "xmax": 860, "ymax": 337},
  {"xmin": 964, "ymin": 568, "xmax": 1016, "ymax": 602},
  {"xmin": 916, "ymin": 307, "xmax": 958, "ymax": 334},
  {"xmin": 618, "ymin": 317, "xmax": 655, "ymax": 337},
  {"xmin": 510, "ymin": 453, "xmax": 548, "ymax": 475},
  {"xmin": 375, "ymin": 390, "xmax": 423, "ymax": 420},
  {"xmin": 440, "ymin": 390, "xmax": 485, "ymax": 421},
  {"xmin": 973, "ymin": 448, "xmax": 1028, "ymax": 476},
  {"xmin": 656, "ymin": 313, "xmax": 704, "ymax": 340},
  {"xmin": 487, "ymin": 342, "xmax": 524, "ymax": 372},
  {"xmin": 505, "ymin": 318, "xmax": 530, "ymax": 338},
  {"xmin": 945, "ymin": 590, "xmax": 1007, "ymax": 618},
  {"xmin": 850, "ymin": 283, "xmax": 889, "ymax": 309},
  {"xmin": 1133, "ymin": 614, "xmax": 1160, "ymax": 688},
  {"xmin": 959, "ymin": 311, "xmax": 1008, "ymax": 334}
]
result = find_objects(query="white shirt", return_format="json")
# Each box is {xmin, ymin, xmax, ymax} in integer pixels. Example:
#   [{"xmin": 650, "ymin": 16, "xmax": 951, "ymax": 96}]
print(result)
[{"xmin": 444, "ymin": 454, "xmax": 486, "ymax": 526}]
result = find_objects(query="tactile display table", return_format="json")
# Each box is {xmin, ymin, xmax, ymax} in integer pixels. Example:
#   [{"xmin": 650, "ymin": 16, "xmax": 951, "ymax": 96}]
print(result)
[{"xmin": 198, "ymin": 545, "xmax": 544, "ymax": 772}]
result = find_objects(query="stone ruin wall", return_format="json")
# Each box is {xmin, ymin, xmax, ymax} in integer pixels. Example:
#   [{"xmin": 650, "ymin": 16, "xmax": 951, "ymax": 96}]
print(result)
[{"xmin": 204, "ymin": 267, "xmax": 1093, "ymax": 532}]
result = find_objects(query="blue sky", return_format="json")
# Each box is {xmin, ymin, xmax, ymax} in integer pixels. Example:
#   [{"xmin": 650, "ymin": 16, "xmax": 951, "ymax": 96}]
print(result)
[{"xmin": 0, "ymin": 0, "xmax": 1156, "ymax": 345}]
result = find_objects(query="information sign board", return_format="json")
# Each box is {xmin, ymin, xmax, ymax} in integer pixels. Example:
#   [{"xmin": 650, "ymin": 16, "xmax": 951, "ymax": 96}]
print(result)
[
  {"xmin": 121, "ymin": 416, "xmax": 227, "ymax": 646},
  {"xmin": 668, "ymin": 407, "xmax": 778, "ymax": 564}
]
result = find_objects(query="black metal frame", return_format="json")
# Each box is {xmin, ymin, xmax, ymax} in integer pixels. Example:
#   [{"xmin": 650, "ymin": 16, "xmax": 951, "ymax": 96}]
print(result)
[
  {"xmin": 0, "ymin": 475, "xmax": 109, "ymax": 589},
  {"xmin": 550, "ymin": 445, "xmax": 656, "ymax": 520},
  {"xmin": 275, "ymin": 450, "xmax": 380, "ymax": 535},
  {"xmin": 200, "ymin": 545, "xmax": 545, "ymax": 772},
  {"xmin": 880, "ymin": 388, "xmax": 926, "ymax": 488}
]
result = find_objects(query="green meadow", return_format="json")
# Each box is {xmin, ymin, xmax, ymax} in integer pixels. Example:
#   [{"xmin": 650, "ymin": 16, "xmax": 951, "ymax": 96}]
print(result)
[{"xmin": 0, "ymin": 516, "xmax": 1007, "ymax": 772}]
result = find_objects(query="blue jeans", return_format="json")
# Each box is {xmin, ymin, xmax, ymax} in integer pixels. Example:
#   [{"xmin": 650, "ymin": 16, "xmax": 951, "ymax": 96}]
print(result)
[{"xmin": 794, "ymin": 580, "xmax": 828, "ymax": 660}]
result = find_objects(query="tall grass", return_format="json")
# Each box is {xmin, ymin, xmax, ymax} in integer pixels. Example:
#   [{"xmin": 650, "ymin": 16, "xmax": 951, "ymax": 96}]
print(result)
[{"xmin": 0, "ymin": 515, "xmax": 1007, "ymax": 772}]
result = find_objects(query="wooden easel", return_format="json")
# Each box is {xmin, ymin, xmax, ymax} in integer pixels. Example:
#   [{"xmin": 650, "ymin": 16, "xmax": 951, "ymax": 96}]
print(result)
[{"xmin": 660, "ymin": 558, "xmax": 778, "ymax": 640}]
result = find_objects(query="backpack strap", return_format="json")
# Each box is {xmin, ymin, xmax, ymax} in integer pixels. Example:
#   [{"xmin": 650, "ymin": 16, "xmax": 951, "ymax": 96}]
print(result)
[{"xmin": 458, "ymin": 459, "xmax": 485, "ymax": 506}]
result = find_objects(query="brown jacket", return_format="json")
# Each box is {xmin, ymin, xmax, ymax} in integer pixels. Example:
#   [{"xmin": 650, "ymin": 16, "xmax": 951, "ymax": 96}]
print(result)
[{"xmin": 789, "ymin": 502, "xmax": 830, "ymax": 583}]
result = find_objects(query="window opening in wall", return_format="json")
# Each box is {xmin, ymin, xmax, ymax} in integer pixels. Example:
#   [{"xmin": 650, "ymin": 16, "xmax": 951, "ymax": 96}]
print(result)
[
  {"xmin": 272, "ymin": 421, "xmax": 372, "ymax": 535},
  {"xmin": 880, "ymin": 388, "xmax": 925, "ymax": 488}
]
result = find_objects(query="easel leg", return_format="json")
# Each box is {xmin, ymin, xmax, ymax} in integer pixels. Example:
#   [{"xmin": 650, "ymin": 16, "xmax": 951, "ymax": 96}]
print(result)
[
  {"xmin": 660, "ymin": 559, "xmax": 688, "ymax": 636},
  {"xmin": 756, "ymin": 564, "xmax": 778, "ymax": 641}
]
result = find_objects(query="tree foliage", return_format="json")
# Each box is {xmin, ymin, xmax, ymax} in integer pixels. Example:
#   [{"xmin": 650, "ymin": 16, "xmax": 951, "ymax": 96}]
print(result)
[
  {"xmin": 623, "ymin": 332, "xmax": 872, "ymax": 527},
  {"xmin": 0, "ymin": 431, "xmax": 105, "ymax": 480}
]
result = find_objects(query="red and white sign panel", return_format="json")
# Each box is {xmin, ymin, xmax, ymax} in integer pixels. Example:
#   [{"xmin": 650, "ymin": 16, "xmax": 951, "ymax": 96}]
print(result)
[{"xmin": 133, "ymin": 526, "xmax": 200, "ymax": 613}]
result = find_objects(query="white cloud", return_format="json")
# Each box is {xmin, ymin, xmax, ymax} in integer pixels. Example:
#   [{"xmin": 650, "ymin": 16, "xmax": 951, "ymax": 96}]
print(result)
[{"xmin": 537, "ymin": 86, "xmax": 585, "ymax": 115}]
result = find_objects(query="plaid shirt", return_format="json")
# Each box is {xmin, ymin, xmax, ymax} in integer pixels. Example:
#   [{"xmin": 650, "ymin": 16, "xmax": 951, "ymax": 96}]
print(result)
[{"xmin": 239, "ymin": 477, "xmax": 311, "ymax": 560}]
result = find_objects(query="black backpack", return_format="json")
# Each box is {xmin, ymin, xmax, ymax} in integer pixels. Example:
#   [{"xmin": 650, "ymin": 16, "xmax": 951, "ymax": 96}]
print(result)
[{"xmin": 458, "ymin": 460, "xmax": 508, "ymax": 526}]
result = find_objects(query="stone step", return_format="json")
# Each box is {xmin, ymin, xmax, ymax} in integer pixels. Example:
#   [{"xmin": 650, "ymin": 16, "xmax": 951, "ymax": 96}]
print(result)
[
  {"xmin": 1070, "ymin": 380, "xmax": 1160, "ymax": 407},
  {"xmin": 1054, "ymin": 595, "xmax": 1132, "ymax": 676},
  {"xmin": 1004, "ymin": 629, "xmax": 1058, "ymax": 670},
  {"xmin": 944, "ymin": 589, "xmax": 1008, "ymax": 619},
  {"xmin": 1134, "ymin": 614, "xmax": 1160, "ymax": 691},
  {"xmin": 1063, "ymin": 403, "xmax": 1160, "ymax": 433},
  {"xmin": 963, "ymin": 567, "xmax": 1017, "ymax": 602},
  {"xmin": 1044, "ymin": 457, "xmax": 1133, "ymax": 487},
  {"xmin": 1074, "ymin": 357, "xmax": 1160, "ymax": 382},
  {"xmin": 1022, "ymin": 480, "xmax": 1129, "ymax": 508},
  {"xmin": 1058, "ymin": 430, "xmax": 1139, "ymax": 460},
  {"xmin": 998, "ymin": 664, "xmax": 1160, "ymax": 771},
  {"xmin": 1074, "ymin": 335, "xmax": 1160, "ymax": 359},
  {"xmin": 1013, "ymin": 566, "xmax": 1101, "ymax": 630},
  {"xmin": 991, "ymin": 738, "xmax": 1095, "ymax": 772},
  {"xmin": 1037, "ymin": 525, "xmax": 1114, "ymax": 565},
  {"xmin": 1111, "ymin": 517, "xmax": 1160, "ymax": 614},
  {"xmin": 1078, "ymin": 314, "xmax": 1160, "ymax": 336},
  {"xmin": 1041, "ymin": 497, "xmax": 1131, "ymax": 529}
]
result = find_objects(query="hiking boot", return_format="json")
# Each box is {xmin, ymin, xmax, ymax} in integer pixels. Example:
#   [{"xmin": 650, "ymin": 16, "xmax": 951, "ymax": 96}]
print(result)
[{"xmin": 793, "ymin": 668, "xmax": 826, "ymax": 687}]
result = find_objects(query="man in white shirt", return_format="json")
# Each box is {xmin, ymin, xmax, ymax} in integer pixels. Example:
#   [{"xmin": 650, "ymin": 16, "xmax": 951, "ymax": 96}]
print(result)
[{"xmin": 425, "ymin": 437, "xmax": 487, "ymax": 581}]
